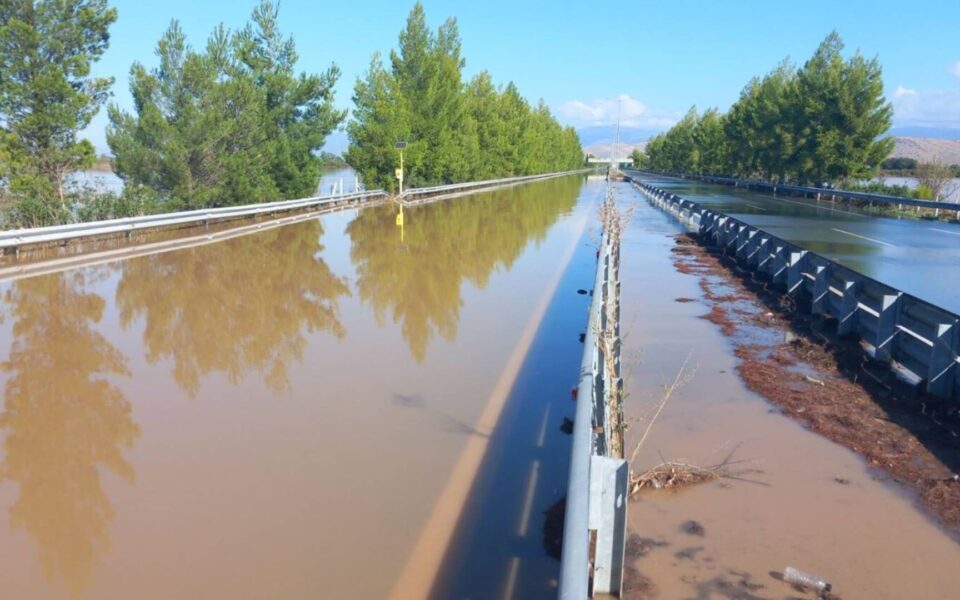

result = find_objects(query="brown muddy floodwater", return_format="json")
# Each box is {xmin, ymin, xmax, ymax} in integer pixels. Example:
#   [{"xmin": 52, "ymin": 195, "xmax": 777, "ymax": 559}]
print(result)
[
  {"xmin": 616, "ymin": 181, "xmax": 960, "ymax": 599},
  {"xmin": 0, "ymin": 176, "xmax": 596, "ymax": 599}
]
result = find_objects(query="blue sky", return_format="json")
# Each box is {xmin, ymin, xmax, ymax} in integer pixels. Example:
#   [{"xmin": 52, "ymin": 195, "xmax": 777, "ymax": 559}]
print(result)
[{"xmin": 85, "ymin": 0, "xmax": 960, "ymax": 153}]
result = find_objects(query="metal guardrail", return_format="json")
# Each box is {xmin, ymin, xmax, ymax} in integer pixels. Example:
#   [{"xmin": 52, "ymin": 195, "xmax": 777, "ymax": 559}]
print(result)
[
  {"xmin": 0, "ymin": 190, "xmax": 389, "ymax": 251},
  {"xmin": 0, "ymin": 171, "xmax": 592, "ymax": 252},
  {"xmin": 558, "ymin": 187, "xmax": 627, "ymax": 599},
  {"xmin": 633, "ymin": 170, "xmax": 960, "ymax": 213},
  {"xmin": 626, "ymin": 172, "xmax": 960, "ymax": 402},
  {"xmin": 398, "ymin": 170, "xmax": 590, "ymax": 204},
  {"xmin": 0, "ymin": 197, "xmax": 379, "ymax": 284}
]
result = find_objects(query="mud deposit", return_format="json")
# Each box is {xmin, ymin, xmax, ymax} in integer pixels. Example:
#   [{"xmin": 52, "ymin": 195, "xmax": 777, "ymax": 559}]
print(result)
[
  {"xmin": 672, "ymin": 233, "xmax": 960, "ymax": 531},
  {"xmin": 618, "ymin": 181, "xmax": 960, "ymax": 600}
]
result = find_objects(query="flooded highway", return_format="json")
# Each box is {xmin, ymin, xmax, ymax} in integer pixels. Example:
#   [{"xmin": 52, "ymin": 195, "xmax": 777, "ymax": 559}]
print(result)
[
  {"xmin": 635, "ymin": 174, "xmax": 960, "ymax": 315},
  {"xmin": 0, "ymin": 175, "xmax": 599, "ymax": 599}
]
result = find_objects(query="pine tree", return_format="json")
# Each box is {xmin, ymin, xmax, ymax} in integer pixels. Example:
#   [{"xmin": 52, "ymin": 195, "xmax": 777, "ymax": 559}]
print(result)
[
  {"xmin": 346, "ymin": 3, "xmax": 582, "ymax": 189},
  {"xmin": 793, "ymin": 32, "xmax": 893, "ymax": 184},
  {"xmin": 647, "ymin": 32, "xmax": 893, "ymax": 186},
  {"xmin": 108, "ymin": 1, "xmax": 344, "ymax": 208},
  {"xmin": 0, "ymin": 0, "xmax": 117, "ymax": 219}
]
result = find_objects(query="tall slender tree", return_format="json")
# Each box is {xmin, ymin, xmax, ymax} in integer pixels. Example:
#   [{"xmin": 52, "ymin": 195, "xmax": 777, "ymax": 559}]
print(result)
[
  {"xmin": 792, "ymin": 32, "xmax": 893, "ymax": 184},
  {"xmin": 346, "ymin": 3, "xmax": 582, "ymax": 190}
]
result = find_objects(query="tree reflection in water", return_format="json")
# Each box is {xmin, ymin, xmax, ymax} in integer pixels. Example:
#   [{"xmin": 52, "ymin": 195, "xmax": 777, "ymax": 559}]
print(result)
[
  {"xmin": 116, "ymin": 220, "xmax": 350, "ymax": 396},
  {"xmin": 0, "ymin": 271, "xmax": 139, "ymax": 595},
  {"xmin": 347, "ymin": 176, "xmax": 581, "ymax": 361}
]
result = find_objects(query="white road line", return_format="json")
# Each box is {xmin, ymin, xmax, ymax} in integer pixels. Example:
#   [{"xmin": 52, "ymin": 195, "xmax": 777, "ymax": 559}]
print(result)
[
  {"xmin": 769, "ymin": 195, "xmax": 870, "ymax": 218},
  {"xmin": 388, "ymin": 210, "xmax": 588, "ymax": 600},
  {"xmin": 517, "ymin": 460, "xmax": 540, "ymax": 536},
  {"xmin": 745, "ymin": 203, "xmax": 768, "ymax": 211},
  {"xmin": 830, "ymin": 228, "xmax": 895, "ymax": 247},
  {"xmin": 930, "ymin": 227, "xmax": 960, "ymax": 237},
  {"xmin": 502, "ymin": 557, "xmax": 521, "ymax": 600},
  {"xmin": 536, "ymin": 404, "xmax": 551, "ymax": 448}
]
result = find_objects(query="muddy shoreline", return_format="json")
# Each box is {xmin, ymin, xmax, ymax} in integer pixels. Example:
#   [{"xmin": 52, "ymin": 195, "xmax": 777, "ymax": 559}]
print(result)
[{"xmin": 670, "ymin": 232, "xmax": 960, "ymax": 535}]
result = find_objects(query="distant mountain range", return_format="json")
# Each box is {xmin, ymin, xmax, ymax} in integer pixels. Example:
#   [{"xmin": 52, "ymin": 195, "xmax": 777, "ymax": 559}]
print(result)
[
  {"xmin": 581, "ymin": 130, "xmax": 960, "ymax": 166},
  {"xmin": 888, "ymin": 127, "xmax": 960, "ymax": 141},
  {"xmin": 582, "ymin": 142, "xmax": 646, "ymax": 160},
  {"xmin": 890, "ymin": 137, "xmax": 960, "ymax": 164},
  {"xmin": 324, "ymin": 125, "xmax": 960, "ymax": 163}
]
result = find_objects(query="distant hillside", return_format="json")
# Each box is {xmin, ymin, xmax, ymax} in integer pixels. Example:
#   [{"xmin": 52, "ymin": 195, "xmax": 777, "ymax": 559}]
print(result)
[
  {"xmin": 890, "ymin": 137, "xmax": 960, "ymax": 165},
  {"xmin": 888, "ymin": 127, "xmax": 960, "ymax": 140},
  {"xmin": 583, "ymin": 141, "xmax": 646, "ymax": 160}
]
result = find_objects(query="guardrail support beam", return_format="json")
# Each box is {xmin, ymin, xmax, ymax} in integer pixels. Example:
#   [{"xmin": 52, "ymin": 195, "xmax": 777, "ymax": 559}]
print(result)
[{"xmin": 589, "ymin": 456, "xmax": 628, "ymax": 596}]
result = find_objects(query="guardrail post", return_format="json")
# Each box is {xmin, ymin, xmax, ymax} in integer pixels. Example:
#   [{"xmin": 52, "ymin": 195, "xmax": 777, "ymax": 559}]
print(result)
[
  {"xmin": 745, "ymin": 233, "xmax": 761, "ymax": 266},
  {"xmin": 928, "ymin": 322, "xmax": 959, "ymax": 398},
  {"xmin": 713, "ymin": 216, "xmax": 727, "ymax": 246},
  {"xmin": 724, "ymin": 222, "xmax": 737, "ymax": 250},
  {"xmin": 837, "ymin": 280, "xmax": 861, "ymax": 337},
  {"xmin": 736, "ymin": 227, "xmax": 754, "ymax": 260},
  {"xmin": 589, "ymin": 456, "xmax": 628, "ymax": 596},
  {"xmin": 873, "ymin": 293, "xmax": 902, "ymax": 363},
  {"xmin": 769, "ymin": 244, "xmax": 785, "ymax": 282},
  {"xmin": 697, "ymin": 211, "xmax": 709, "ymax": 236},
  {"xmin": 811, "ymin": 264, "xmax": 830, "ymax": 315},
  {"xmin": 786, "ymin": 250, "xmax": 806, "ymax": 294}
]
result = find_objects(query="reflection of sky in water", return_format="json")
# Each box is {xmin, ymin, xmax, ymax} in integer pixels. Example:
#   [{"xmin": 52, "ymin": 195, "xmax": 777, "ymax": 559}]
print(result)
[
  {"xmin": 64, "ymin": 167, "xmax": 372, "ymax": 197},
  {"xmin": 64, "ymin": 171, "xmax": 124, "ymax": 194},
  {"xmin": 317, "ymin": 167, "xmax": 362, "ymax": 194}
]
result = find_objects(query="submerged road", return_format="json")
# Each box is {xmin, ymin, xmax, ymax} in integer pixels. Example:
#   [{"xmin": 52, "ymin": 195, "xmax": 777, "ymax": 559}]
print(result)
[
  {"xmin": 0, "ymin": 174, "xmax": 597, "ymax": 599},
  {"xmin": 632, "ymin": 173, "xmax": 960, "ymax": 315}
]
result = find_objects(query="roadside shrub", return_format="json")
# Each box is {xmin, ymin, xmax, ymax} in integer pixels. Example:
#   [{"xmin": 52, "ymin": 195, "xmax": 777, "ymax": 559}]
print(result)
[
  {"xmin": 2, "ymin": 193, "xmax": 72, "ymax": 229},
  {"xmin": 74, "ymin": 186, "xmax": 160, "ymax": 222}
]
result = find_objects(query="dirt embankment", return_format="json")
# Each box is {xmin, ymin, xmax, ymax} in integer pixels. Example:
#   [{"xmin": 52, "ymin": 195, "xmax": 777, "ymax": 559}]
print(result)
[{"xmin": 670, "ymin": 233, "xmax": 960, "ymax": 533}]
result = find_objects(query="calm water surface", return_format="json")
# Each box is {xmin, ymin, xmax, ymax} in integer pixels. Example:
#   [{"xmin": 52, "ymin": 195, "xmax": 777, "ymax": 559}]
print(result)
[
  {"xmin": 639, "ymin": 175, "xmax": 960, "ymax": 315},
  {"xmin": 0, "ymin": 175, "xmax": 595, "ymax": 599}
]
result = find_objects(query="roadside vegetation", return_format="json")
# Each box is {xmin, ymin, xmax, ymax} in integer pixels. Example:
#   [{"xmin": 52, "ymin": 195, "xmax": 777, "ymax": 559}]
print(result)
[
  {"xmin": 0, "ymin": 0, "xmax": 119, "ymax": 227},
  {"xmin": 633, "ymin": 32, "xmax": 960, "ymax": 218},
  {"xmin": 0, "ymin": 1, "xmax": 583, "ymax": 229},
  {"xmin": 345, "ymin": 3, "xmax": 583, "ymax": 192},
  {"xmin": 107, "ymin": 2, "xmax": 345, "ymax": 213},
  {"xmin": 637, "ymin": 33, "xmax": 897, "ymax": 189},
  {"xmin": 320, "ymin": 152, "xmax": 350, "ymax": 171}
]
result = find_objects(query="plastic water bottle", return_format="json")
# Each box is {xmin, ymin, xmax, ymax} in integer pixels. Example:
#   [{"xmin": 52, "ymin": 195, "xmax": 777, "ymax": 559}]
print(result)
[{"xmin": 784, "ymin": 566, "xmax": 831, "ymax": 596}]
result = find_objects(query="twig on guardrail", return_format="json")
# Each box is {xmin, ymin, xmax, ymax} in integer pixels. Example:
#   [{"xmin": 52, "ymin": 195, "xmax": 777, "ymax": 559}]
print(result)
[
  {"xmin": 621, "ymin": 355, "xmax": 763, "ymax": 495},
  {"xmin": 596, "ymin": 189, "xmax": 632, "ymax": 457},
  {"xmin": 627, "ymin": 353, "xmax": 696, "ymax": 467}
]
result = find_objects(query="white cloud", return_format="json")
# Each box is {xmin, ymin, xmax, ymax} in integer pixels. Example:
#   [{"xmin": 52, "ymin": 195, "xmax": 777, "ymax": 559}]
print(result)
[
  {"xmin": 891, "ymin": 86, "xmax": 960, "ymax": 129},
  {"xmin": 894, "ymin": 85, "xmax": 918, "ymax": 98},
  {"xmin": 951, "ymin": 61, "xmax": 960, "ymax": 79},
  {"xmin": 556, "ymin": 95, "xmax": 678, "ymax": 129}
]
